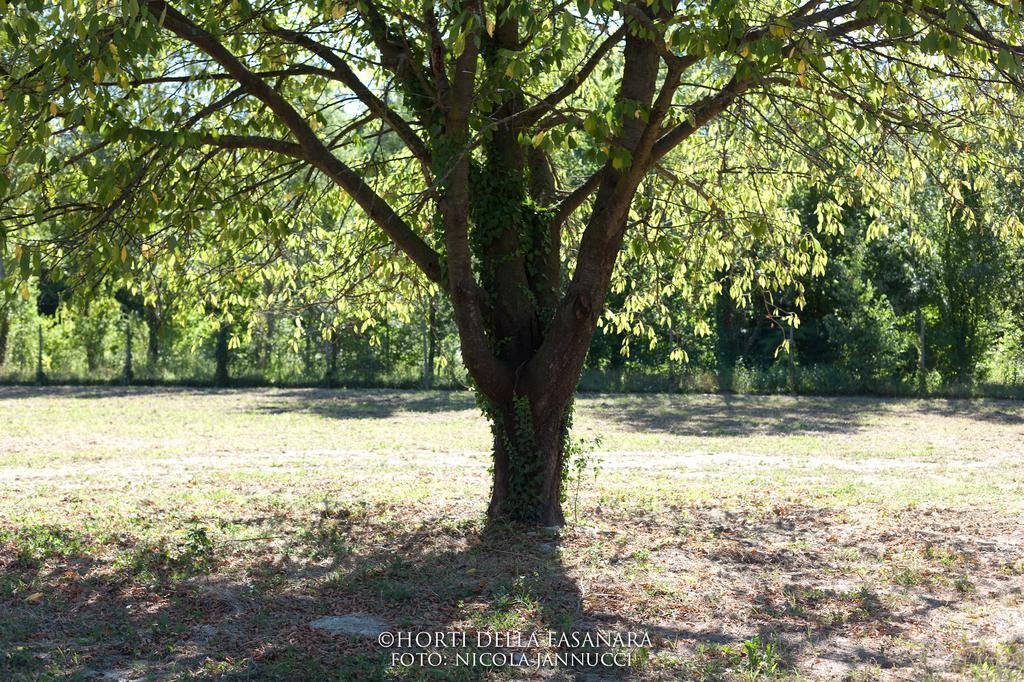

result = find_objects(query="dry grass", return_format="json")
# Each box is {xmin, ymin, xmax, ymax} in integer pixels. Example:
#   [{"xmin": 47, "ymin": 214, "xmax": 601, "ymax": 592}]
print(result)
[{"xmin": 1, "ymin": 387, "xmax": 1023, "ymax": 680}]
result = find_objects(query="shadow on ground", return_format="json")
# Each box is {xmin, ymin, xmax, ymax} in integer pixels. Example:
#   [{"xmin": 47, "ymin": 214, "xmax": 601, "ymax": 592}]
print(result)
[
  {"xmin": 0, "ymin": 385, "xmax": 209, "ymax": 400},
  {"xmin": 2, "ymin": 517, "xmax": 610, "ymax": 680},
  {"xmin": 249, "ymin": 388, "xmax": 475, "ymax": 421},
  {"xmin": 913, "ymin": 399, "xmax": 1024, "ymax": 425},
  {"xmin": 586, "ymin": 394, "xmax": 885, "ymax": 437},
  {"xmin": 587, "ymin": 393, "xmax": 1024, "ymax": 437},
  {"xmin": 3, "ymin": 385, "xmax": 1021, "ymax": 435},
  {"xmin": 246, "ymin": 390, "xmax": 1024, "ymax": 438},
  {"xmin": 6, "ymin": 500, "xmax": 1013, "ymax": 680}
]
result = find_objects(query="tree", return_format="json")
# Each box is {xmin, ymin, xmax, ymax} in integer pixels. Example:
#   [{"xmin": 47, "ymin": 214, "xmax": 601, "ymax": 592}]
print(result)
[
  {"xmin": 33, "ymin": 269, "xmax": 69, "ymax": 382},
  {"xmin": 2, "ymin": 0, "xmax": 1023, "ymax": 524},
  {"xmin": 932, "ymin": 177, "xmax": 1004, "ymax": 386},
  {"xmin": 115, "ymin": 286, "xmax": 146, "ymax": 382},
  {"xmin": 0, "ymin": 255, "xmax": 9, "ymax": 368},
  {"xmin": 0, "ymin": 309, "xmax": 8, "ymax": 368},
  {"xmin": 213, "ymin": 319, "xmax": 231, "ymax": 387},
  {"xmin": 990, "ymin": 144, "xmax": 1024, "ymax": 383},
  {"xmin": 422, "ymin": 293, "xmax": 437, "ymax": 389}
]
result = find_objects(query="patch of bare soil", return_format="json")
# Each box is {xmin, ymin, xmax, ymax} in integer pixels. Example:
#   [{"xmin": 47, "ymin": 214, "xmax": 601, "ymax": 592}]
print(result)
[{"xmin": 566, "ymin": 502, "xmax": 1024, "ymax": 679}]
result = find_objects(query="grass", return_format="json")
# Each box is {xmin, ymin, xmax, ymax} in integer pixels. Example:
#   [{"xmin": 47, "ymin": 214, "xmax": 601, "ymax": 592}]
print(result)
[{"xmin": 1, "ymin": 387, "xmax": 1023, "ymax": 680}]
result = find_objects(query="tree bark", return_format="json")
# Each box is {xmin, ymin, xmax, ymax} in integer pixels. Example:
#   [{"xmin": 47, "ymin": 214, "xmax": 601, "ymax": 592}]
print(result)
[
  {"xmin": 85, "ymin": 342, "xmax": 100, "ymax": 373},
  {"xmin": 787, "ymin": 324, "xmax": 797, "ymax": 394},
  {"xmin": 262, "ymin": 280, "xmax": 275, "ymax": 370},
  {"xmin": 463, "ymin": 10, "xmax": 670, "ymax": 527},
  {"xmin": 262, "ymin": 312, "xmax": 275, "ymax": 370},
  {"xmin": 715, "ymin": 275, "xmax": 738, "ymax": 392},
  {"xmin": 302, "ymin": 310, "xmax": 315, "ymax": 377}
]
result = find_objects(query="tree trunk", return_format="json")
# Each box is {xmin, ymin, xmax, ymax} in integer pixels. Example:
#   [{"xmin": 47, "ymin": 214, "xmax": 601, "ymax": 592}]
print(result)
[
  {"xmin": 325, "ymin": 333, "xmax": 340, "ymax": 387},
  {"xmin": 262, "ymin": 311, "xmax": 275, "ymax": 370},
  {"xmin": 422, "ymin": 296, "xmax": 435, "ymax": 389},
  {"xmin": 917, "ymin": 308, "xmax": 927, "ymax": 395},
  {"xmin": 123, "ymin": 315, "xmax": 134, "ymax": 384},
  {"xmin": 145, "ymin": 306, "xmax": 160, "ymax": 370},
  {"xmin": 36, "ymin": 323, "xmax": 45, "ymax": 384},
  {"xmin": 667, "ymin": 326, "xmax": 675, "ymax": 389},
  {"xmin": 485, "ymin": 394, "xmax": 572, "ymax": 527},
  {"xmin": 261, "ymin": 280, "xmax": 275, "ymax": 372},
  {"xmin": 0, "ymin": 310, "xmax": 8, "ymax": 368},
  {"xmin": 0, "ymin": 256, "xmax": 6, "ymax": 367},
  {"xmin": 787, "ymin": 324, "xmax": 797, "ymax": 394},
  {"xmin": 301, "ymin": 311, "xmax": 315, "ymax": 377},
  {"xmin": 715, "ymin": 275, "xmax": 738, "ymax": 393},
  {"xmin": 214, "ymin": 323, "xmax": 230, "ymax": 387},
  {"xmin": 86, "ymin": 345, "xmax": 99, "ymax": 373},
  {"xmin": 444, "ymin": 9, "xmax": 667, "ymax": 528}
]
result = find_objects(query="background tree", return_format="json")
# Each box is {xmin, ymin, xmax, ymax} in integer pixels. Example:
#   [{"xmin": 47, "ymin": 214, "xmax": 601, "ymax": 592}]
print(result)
[
  {"xmin": 0, "ymin": 255, "xmax": 10, "ymax": 368},
  {"xmin": 33, "ymin": 269, "xmax": 69, "ymax": 383},
  {"xmin": 929, "ymin": 177, "xmax": 1004, "ymax": 386}
]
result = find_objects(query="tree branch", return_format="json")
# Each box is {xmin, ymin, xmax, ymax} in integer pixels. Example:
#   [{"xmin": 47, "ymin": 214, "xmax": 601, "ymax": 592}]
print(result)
[
  {"xmin": 650, "ymin": 76, "xmax": 753, "ymax": 163},
  {"xmin": 651, "ymin": 13, "xmax": 878, "ymax": 163},
  {"xmin": 434, "ymin": 1, "xmax": 514, "ymax": 400},
  {"xmin": 270, "ymin": 27, "xmax": 432, "ymax": 175},
  {"xmin": 519, "ymin": 25, "xmax": 627, "ymax": 127},
  {"xmin": 143, "ymin": 0, "xmax": 443, "ymax": 284},
  {"xmin": 198, "ymin": 133, "xmax": 306, "ymax": 158},
  {"xmin": 550, "ymin": 172, "xmax": 604, "ymax": 228},
  {"xmin": 100, "ymin": 65, "xmax": 335, "ymax": 87},
  {"xmin": 359, "ymin": 0, "xmax": 437, "ymax": 113},
  {"xmin": 525, "ymin": 8, "xmax": 668, "ymax": 412}
]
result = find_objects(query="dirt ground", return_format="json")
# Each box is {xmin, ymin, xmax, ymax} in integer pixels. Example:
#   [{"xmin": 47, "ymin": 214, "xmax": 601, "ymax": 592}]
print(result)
[{"xmin": 1, "ymin": 387, "xmax": 1022, "ymax": 680}]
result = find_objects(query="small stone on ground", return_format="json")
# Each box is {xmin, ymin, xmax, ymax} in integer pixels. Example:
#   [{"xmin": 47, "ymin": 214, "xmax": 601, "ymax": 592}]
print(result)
[{"xmin": 308, "ymin": 613, "xmax": 388, "ymax": 637}]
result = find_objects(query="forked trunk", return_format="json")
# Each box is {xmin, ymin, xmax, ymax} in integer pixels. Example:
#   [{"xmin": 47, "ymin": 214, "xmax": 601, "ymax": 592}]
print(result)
[
  {"xmin": 486, "ymin": 394, "xmax": 572, "ymax": 527},
  {"xmin": 445, "ymin": 18, "xmax": 656, "ymax": 527}
]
